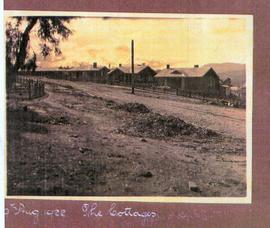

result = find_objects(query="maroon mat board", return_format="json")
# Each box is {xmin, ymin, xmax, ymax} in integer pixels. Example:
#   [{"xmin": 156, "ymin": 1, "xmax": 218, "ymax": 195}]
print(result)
[{"xmin": 4, "ymin": 0, "xmax": 270, "ymax": 227}]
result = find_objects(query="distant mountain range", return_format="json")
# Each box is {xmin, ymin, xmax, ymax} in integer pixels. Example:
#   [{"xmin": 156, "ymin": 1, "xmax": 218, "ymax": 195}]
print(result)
[{"xmin": 203, "ymin": 63, "xmax": 246, "ymax": 87}]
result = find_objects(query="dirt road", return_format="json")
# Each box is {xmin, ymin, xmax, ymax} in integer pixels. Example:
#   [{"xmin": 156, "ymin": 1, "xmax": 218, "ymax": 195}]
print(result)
[
  {"xmin": 7, "ymin": 79, "xmax": 246, "ymax": 197},
  {"xmin": 34, "ymin": 78, "xmax": 245, "ymax": 138}
]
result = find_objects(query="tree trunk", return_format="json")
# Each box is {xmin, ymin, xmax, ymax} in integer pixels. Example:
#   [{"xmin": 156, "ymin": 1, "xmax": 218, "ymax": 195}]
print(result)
[
  {"xmin": 7, "ymin": 18, "xmax": 38, "ymax": 89},
  {"xmin": 14, "ymin": 17, "xmax": 38, "ymax": 72}
]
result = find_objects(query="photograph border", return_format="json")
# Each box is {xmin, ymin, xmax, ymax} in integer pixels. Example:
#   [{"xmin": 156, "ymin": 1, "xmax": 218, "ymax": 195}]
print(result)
[{"xmin": 4, "ymin": 10, "xmax": 253, "ymax": 204}]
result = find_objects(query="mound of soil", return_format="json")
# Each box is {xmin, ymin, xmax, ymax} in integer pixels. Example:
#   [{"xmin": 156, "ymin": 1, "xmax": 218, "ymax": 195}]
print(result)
[
  {"xmin": 119, "ymin": 112, "xmax": 218, "ymax": 139},
  {"xmin": 106, "ymin": 101, "xmax": 150, "ymax": 113}
]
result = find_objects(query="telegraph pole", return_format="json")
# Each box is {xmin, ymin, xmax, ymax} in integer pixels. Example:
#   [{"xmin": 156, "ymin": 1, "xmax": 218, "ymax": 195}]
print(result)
[{"xmin": 131, "ymin": 40, "xmax": 135, "ymax": 94}]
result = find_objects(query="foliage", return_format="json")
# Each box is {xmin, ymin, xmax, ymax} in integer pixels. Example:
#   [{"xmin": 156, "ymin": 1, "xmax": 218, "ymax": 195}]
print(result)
[
  {"xmin": 6, "ymin": 16, "xmax": 75, "ymax": 76},
  {"xmin": 6, "ymin": 22, "xmax": 22, "ymax": 72}
]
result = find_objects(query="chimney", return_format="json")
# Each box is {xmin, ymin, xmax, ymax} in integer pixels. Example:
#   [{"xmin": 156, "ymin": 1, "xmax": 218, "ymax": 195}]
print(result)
[
  {"xmin": 93, "ymin": 62, "xmax": 97, "ymax": 68},
  {"xmin": 119, "ymin": 63, "xmax": 122, "ymax": 67},
  {"xmin": 166, "ymin": 64, "xmax": 170, "ymax": 69},
  {"xmin": 194, "ymin": 64, "xmax": 199, "ymax": 68}
]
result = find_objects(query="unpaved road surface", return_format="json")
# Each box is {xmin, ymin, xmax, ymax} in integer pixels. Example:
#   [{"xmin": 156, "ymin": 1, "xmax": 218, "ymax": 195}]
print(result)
[
  {"xmin": 7, "ymin": 78, "xmax": 246, "ymax": 197},
  {"xmin": 33, "ymin": 77, "xmax": 245, "ymax": 138}
]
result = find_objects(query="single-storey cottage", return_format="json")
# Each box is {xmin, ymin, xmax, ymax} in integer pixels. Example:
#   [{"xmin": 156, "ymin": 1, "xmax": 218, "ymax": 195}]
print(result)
[
  {"xmin": 107, "ymin": 64, "xmax": 156, "ymax": 85},
  {"xmin": 30, "ymin": 62, "xmax": 109, "ymax": 82},
  {"xmin": 155, "ymin": 64, "xmax": 220, "ymax": 96}
]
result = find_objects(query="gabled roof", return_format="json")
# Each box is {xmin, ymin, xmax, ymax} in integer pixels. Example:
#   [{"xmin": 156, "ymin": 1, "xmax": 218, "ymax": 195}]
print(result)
[
  {"xmin": 118, "ymin": 65, "xmax": 148, "ymax": 74},
  {"xmin": 108, "ymin": 67, "xmax": 123, "ymax": 75},
  {"xmin": 108, "ymin": 65, "xmax": 155, "ymax": 75},
  {"xmin": 64, "ymin": 65, "xmax": 109, "ymax": 71},
  {"xmin": 154, "ymin": 66, "xmax": 213, "ymax": 78}
]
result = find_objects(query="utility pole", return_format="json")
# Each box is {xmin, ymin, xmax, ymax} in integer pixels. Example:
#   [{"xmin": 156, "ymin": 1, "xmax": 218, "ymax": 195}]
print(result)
[{"xmin": 131, "ymin": 40, "xmax": 135, "ymax": 94}]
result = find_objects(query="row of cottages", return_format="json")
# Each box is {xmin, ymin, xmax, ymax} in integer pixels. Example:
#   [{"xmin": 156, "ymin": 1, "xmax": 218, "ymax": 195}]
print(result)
[
  {"xmin": 155, "ymin": 64, "xmax": 220, "ymax": 96},
  {"xmin": 107, "ymin": 64, "xmax": 156, "ymax": 85},
  {"xmin": 32, "ymin": 63, "xmax": 110, "ymax": 82},
  {"xmin": 63, "ymin": 63, "xmax": 110, "ymax": 82}
]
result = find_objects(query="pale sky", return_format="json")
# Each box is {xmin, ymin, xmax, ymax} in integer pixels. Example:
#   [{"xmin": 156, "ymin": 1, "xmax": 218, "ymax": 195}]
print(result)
[{"xmin": 27, "ymin": 16, "xmax": 252, "ymax": 69}]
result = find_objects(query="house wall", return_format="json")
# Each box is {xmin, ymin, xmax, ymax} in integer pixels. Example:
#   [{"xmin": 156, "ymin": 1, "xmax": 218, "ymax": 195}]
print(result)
[
  {"xmin": 87, "ymin": 71, "xmax": 99, "ymax": 82},
  {"xmin": 136, "ymin": 67, "xmax": 156, "ymax": 83},
  {"xmin": 108, "ymin": 67, "xmax": 156, "ymax": 85},
  {"xmin": 81, "ymin": 69, "xmax": 109, "ymax": 82},
  {"xmin": 201, "ymin": 69, "xmax": 220, "ymax": 95},
  {"xmin": 155, "ymin": 77, "xmax": 182, "ymax": 88},
  {"xmin": 220, "ymin": 86, "xmax": 231, "ymax": 97},
  {"xmin": 162, "ymin": 78, "xmax": 182, "ymax": 88},
  {"xmin": 156, "ymin": 69, "xmax": 220, "ymax": 96},
  {"xmin": 107, "ymin": 69, "xmax": 126, "ymax": 84},
  {"xmin": 182, "ymin": 70, "xmax": 220, "ymax": 96}
]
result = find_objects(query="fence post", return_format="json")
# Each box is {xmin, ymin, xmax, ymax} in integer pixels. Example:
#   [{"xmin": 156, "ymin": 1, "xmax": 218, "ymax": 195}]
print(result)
[
  {"xmin": 35, "ymin": 82, "xmax": 38, "ymax": 98},
  {"xmin": 38, "ymin": 82, "xmax": 41, "ymax": 97},
  {"xmin": 41, "ymin": 82, "xmax": 44, "ymax": 96},
  {"xmin": 28, "ymin": 80, "xmax": 31, "ymax": 99}
]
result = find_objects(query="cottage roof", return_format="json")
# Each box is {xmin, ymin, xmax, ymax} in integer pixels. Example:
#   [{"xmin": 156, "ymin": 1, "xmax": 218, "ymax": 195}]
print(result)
[
  {"xmin": 108, "ymin": 64, "xmax": 154, "ymax": 75},
  {"xmin": 65, "ymin": 65, "xmax": 108, "ymax": 71},
  {"xmin": 37, "ymin": 65, "xmax": 108, "ymax": 72},
  {"xmin": 107, "ymin": 68, "xmax": 122, "ymax": 75},
  {"xmin": 154, "ymin": 66, "xmax": 213, "ymax": 78}
]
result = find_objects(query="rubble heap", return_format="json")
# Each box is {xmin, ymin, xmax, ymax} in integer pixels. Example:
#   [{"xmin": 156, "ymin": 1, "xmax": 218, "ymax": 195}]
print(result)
[
  {"xmin": 106, "ymin": 101, "xmax": 150, "ymax": 113},
  {"xmin": 119, "ymin": 112, "xmax": 218, "ymax": 139}
]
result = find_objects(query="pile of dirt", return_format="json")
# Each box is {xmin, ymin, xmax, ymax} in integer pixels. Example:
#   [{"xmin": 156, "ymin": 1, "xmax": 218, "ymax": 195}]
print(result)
[
  {"xmin": 106, "ymin": 101, "xmax": 150, "ymax": 113},
  {"xmin": 119, "ymin": 112, "xmax": 218, "ymax": 139}
]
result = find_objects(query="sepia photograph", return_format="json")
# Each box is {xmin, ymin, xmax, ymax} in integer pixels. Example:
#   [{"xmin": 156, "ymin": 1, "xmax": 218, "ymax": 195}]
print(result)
[{"xmin": 5, "ymin": 12, "xmax": 252, "ymax": 201}]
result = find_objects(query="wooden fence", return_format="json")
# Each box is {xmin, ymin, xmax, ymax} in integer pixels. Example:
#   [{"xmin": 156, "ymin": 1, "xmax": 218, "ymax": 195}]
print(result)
[
  {"xmin": 19, "ymin": 73, "xmax": 245, "ymax": 108},
  {"xmin": 17, "ymin": 77, "xmax": 45, "ymax": 99}
]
